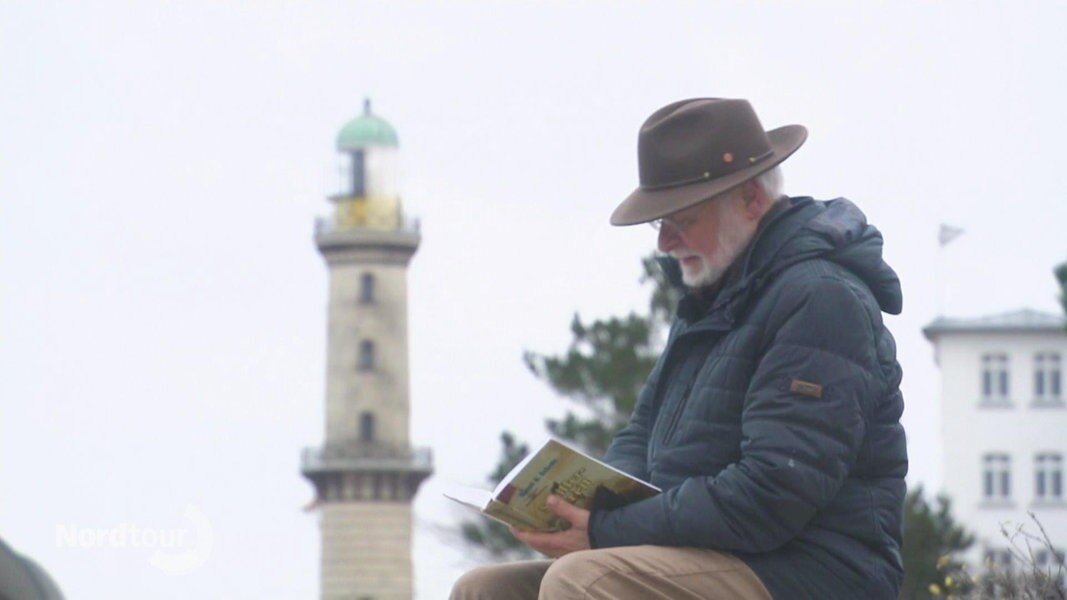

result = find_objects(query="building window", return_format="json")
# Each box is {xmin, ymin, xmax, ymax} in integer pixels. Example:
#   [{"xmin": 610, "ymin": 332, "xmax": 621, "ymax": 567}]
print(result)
[
  {"xmin": 359, "ymin": 272, "xmax": 375, "ymax": 304},
  {"xmin": 1034, "ymin": 352, "xmax": 1063, "ymax": 406},
  {"xmin": 983, "ymin": 548, "xmax": 1014, "ymax": 570},
  {"xmin": 359, "ymin": 412, "xmax": 375, "ymax": 442},
  {"xmin": 981, "ymin": 353, "xmax": 1011, "ymax": 406},
  {"xmin": 1035, "ymin": 547, "xmax": 1065, "ymax": 570},
  {"xmin": 983, "ymin": 453, "xmax": 1012, "ymax": 502},
  {"xmin": 358, "ymin": 340, "xmax": 375, "ymax": 371},
  {"xmin": 1036, "ymin": 453, "xmax": 1064, "ymax": 502}
]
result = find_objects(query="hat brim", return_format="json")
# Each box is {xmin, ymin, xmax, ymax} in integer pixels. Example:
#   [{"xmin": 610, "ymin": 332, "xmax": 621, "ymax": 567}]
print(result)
[{"xmin": 610, "ymin": 124, "xmax": 808, "ymax": 226}]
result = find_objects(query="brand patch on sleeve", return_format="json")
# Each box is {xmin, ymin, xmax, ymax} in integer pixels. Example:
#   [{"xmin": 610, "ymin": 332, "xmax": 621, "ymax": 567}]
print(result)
[{"xmin": 790, "ymin": 379, "xmax": 824, "ymax": 399}]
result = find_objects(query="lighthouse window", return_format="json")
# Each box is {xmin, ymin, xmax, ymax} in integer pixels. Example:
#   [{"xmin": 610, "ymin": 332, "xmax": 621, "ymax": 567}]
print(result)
[
  {"xmin": 358, "ymin": 340, "xmax": 376, "ymax": 371},
  {"xmin": 360, "ymin": 273, "xmax": 375, "ymax": 304},
  {"xmin": 359, "ymin": 412, "xmax": 375, "ymax": 442},
  {"xmin": 351, "ymin": 150, "xmax": 365, "ymax": 197}
]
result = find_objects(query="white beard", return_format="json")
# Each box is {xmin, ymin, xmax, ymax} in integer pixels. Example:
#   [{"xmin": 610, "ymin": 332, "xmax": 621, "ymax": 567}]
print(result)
[{"xmin": 675, "ymin": 207, "xmax": 754, "ymax": 288}]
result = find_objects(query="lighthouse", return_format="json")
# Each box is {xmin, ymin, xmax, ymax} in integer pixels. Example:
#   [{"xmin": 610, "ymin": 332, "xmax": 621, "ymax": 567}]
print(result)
[{"xmin": 302, "ymin": 100, "xmax": 432, "ymax": 600}]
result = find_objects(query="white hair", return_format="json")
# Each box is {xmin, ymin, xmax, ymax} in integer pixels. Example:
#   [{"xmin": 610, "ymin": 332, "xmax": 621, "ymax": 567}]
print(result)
[{"xmin": 755, "ymin": 165, "xmax": 785, "ymax": 202}]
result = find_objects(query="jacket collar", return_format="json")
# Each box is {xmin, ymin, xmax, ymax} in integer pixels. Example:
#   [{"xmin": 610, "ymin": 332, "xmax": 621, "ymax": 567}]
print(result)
[{"xmin": 667, "ymin": 197, "xmax": 816, "ymax": 326}]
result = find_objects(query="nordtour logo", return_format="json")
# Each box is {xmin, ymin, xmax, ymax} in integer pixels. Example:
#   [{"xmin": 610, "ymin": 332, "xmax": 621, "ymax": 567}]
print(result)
[{"xmin": 55, "ymin": 504, "xmax": 214, "ymax": 574}]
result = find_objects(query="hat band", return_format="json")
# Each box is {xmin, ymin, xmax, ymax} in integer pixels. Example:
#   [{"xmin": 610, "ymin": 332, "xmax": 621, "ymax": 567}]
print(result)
[{"xmin": 639, "ymin": 149, "xmax": 775, "ymax": 191}]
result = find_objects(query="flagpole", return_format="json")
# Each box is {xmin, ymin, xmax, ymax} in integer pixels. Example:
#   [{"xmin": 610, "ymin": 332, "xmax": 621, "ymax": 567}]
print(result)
[
  {"xmin": 936, "ymin": 231, "xmax": 945, "ymax": 317},
  {"xmin": 937, "ymin": 224, "xmax": 964, "ymax": 318}
]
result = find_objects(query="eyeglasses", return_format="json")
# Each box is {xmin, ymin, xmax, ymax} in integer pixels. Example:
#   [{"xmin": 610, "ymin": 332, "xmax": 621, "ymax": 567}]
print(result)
[
  {"xmin": 649, "ymin": 213, "xmax": 701, "ymax": 234},
  {"xmin": 648, "ymin": 189, "xmax": 740, "ymax": 234}
]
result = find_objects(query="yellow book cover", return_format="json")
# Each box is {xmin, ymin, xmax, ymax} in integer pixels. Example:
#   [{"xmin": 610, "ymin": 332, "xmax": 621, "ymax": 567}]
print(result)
[{"xmin": 445, "ymin": 438, "xmax": 659, "ymax": 532}]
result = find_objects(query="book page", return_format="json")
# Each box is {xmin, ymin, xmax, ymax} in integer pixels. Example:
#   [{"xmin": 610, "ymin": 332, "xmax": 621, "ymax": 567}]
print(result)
[
  {"xmin": 492, "ymin": 439, "xmax": 659, "ymax": 531},
  {"xmin": 442, "ymin": 484, "xmax": 492, "ymax": 512}
]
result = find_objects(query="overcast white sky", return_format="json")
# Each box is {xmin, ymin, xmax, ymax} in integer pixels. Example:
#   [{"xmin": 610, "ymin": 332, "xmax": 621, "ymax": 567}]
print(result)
[{"xmin": 2, "ymin": 2, "xmax": 1066, "ymax": 598}]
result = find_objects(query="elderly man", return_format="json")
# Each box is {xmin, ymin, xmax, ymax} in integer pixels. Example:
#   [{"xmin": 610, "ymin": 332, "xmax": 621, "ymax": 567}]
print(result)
[{"xmin": 451, "ymin": 98, "xmax": 907, "ymax": 599}]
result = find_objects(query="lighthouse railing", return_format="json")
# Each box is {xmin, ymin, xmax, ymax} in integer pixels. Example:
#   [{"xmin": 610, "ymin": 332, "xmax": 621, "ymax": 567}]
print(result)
[
  {"xmin": 301, "ymin": 445, "xmax": 433, "ymax": 473},
  {"xmin": 313, "ymin": 214, "xmax": 421, "ymax": 236}
]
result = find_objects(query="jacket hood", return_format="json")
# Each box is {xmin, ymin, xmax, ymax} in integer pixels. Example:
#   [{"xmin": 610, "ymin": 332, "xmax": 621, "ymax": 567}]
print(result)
[
  {"xmin": 662, "ymin": 196, "xmax": 903, "ymax": 319},
  {"xmin": 798, "ymin": 198, "xmax": 902, "ymax": 314}
]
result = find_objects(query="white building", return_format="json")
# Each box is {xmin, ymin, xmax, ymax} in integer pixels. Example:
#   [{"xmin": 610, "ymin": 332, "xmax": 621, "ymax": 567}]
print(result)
[{"xmin": 924, "ymin": 309, "xmax": 1066, "ymax": 571}]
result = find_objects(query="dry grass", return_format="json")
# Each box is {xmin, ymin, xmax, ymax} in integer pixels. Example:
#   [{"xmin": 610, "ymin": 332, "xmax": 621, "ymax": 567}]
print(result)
[{"xmin": 930, "ymin": 512, "xmax": 1065, "ymax": 599}]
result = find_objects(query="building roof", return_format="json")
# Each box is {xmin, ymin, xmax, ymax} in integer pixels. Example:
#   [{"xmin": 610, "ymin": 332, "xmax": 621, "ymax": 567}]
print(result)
[
  {"xmin": 923, "ymin": 308, "xmax": 1066, "ymax": 339},
  {"xmin": 336, "ymin": 99, "xmax": 398, "ymax": 150}
]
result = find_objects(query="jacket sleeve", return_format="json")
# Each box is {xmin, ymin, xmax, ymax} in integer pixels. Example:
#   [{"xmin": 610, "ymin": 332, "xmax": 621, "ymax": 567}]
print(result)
[{"xmin": 590, "ymin": 273, "xmax": 878, "ymax": 552}]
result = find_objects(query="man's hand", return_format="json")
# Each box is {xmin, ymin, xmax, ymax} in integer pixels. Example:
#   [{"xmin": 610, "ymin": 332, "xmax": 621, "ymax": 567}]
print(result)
[{"xmin": 511, "ymin": 495, "xmax": 591, "ymax": 558}]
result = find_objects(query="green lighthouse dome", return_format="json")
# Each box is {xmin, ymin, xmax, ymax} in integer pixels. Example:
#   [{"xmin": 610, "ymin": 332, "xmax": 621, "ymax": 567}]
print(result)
[{"xmin": 336, "ymin": 99, "xmax": 398, "ymax": 150}]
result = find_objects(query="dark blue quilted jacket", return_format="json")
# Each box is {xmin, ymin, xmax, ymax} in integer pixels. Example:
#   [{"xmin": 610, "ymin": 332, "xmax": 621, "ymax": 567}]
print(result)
[{"xmin": 590, "ymin": 197, "xmax": 907, "ymax": 599}]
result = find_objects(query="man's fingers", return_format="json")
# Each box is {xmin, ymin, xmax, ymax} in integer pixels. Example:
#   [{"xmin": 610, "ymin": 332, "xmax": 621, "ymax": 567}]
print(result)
[
  {"xmin": 546, "ymin": 495, "xmax": 588, "ymax": 527},
  {"xmin": 546, "ymin": 495, "xmax": 574, "ymax": 519}
]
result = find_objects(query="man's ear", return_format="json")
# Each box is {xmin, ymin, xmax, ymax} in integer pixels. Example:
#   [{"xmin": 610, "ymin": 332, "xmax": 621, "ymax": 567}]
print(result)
[{"xmin": 741, "ymin": 180, "xmax": 768, "ymax": 219}]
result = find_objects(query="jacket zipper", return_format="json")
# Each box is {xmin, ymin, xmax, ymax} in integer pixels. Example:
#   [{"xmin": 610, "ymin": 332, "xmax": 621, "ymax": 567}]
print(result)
[{"xmin": 661, "ymin": 381, "xmax": 694, "ymax": 446}]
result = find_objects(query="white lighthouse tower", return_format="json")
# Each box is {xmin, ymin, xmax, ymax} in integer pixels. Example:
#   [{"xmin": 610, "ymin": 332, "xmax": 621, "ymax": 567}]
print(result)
[{"xmin": 302, "ymin": 99, "xmax": 432, "ymax": 600}]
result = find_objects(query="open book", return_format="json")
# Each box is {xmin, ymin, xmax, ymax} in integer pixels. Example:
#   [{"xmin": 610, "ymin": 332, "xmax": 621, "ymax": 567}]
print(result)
[{"xmin": 444, "ymin": 438, "xmax": 660, "ymax": 532}]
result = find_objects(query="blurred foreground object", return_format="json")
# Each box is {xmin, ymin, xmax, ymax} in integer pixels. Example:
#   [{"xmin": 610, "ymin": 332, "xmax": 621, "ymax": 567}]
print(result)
[{"xmin": 0, "ymin": 537, "xmax": 64, "ymax": 600}]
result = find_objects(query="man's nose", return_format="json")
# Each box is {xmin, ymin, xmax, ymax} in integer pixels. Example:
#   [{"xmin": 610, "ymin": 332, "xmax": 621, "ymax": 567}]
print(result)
[{"xmin": 657, "ymin": 225, "xmax": 679, "ymax": 253}]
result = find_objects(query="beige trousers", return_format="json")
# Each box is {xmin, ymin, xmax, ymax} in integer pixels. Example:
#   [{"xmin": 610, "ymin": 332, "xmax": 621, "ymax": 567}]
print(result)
[{"xmin": 449, "ymin": 545, "xmax": 772, "ymax": 600}]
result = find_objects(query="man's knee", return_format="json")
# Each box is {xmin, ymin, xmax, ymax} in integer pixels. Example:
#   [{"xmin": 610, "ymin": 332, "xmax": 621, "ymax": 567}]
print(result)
[
  {"xmin": 450, "ymin": 564, "xmax": 505, "ymax": 600},
  {"xmin": 450, "ymin": 561, "xmax": 549, "ymax": 600},
  {"xmin": 450, "ymin": 564, "xmax": 516, "ymax": 600}
]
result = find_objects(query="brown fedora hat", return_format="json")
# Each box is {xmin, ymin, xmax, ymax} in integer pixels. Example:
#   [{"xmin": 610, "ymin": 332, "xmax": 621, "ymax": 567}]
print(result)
[{"xmin": 610, "ymin": 98, "xmax": 807, "ymax": 226}]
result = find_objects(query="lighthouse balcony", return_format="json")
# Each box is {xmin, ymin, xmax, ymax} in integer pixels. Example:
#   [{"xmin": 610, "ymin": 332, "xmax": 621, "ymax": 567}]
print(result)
[
  {"xmin": 300, "ymin": 443, "xmax": 433, "ymax": 475},
  {"xmin": 313, "ymin": 214, "xmax": 421, "ymax": 264}
]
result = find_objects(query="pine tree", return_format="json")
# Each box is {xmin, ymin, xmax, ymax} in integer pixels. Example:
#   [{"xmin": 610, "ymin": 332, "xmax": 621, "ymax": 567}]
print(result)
[
  {"xmin": 899, "ymin": 485, "xmax": 975, "ymax": 599},
  {"xmin": 458, "ymin": 432, "xmax": 533, "ymax": 560},
  {"xmin": 1056, "ymin": 262, "xmax": 1067, "ymax": 322},
  {"xmin": 460, "ymin": 256, "xmax": 678, "ymax": 558}
]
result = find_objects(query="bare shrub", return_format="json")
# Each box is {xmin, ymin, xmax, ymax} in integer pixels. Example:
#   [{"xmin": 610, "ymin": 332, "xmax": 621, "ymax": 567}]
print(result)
[{"xmin": 929, "ymin": 512, "xmax": 1065, "ymax": 599}]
